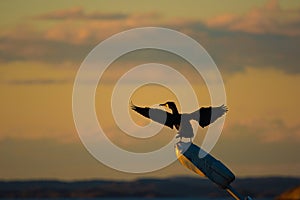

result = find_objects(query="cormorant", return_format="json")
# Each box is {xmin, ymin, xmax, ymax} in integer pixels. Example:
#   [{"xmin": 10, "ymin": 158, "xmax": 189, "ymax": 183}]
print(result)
[{"xmin": 131, "ymin": 101, "xmax": 228, "ymax": 140}]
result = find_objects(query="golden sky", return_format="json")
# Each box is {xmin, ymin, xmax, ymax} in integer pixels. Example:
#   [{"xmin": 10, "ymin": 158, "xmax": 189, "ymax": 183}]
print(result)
[{"xmin": 0, "ymin": 0, "xmax": 300, "ymax": 180}]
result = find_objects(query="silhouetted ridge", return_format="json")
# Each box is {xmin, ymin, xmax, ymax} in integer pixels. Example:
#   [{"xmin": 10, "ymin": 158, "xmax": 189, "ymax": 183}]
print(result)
[{"xmin": 0, "ymin": 177, "xmax": 299, "ymax": 198}]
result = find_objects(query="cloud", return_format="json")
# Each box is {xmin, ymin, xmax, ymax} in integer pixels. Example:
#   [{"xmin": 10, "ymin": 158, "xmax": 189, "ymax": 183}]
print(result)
[
  {"xmin": 224, "ymin": 118, "xmax": 300, "ymax": 144},
  {"xmin": 205, "ymin": 0, "xmax": 300, "ymax": 36},
  {"xmin": 0, "ymin": 138, "xmax": 104, "ymax": 180},
  {"xmin": 0, "ymin": 9, "xmax": 163, "ymax": 64},
  {"xmin": 3, "ymin": 79, "xmax": 69, "ymax": 85},
  {"xmin": 1, "ymin": 134, "xmax": 299, "ymax": 180},
  {"xmin": 210, "ymin": 120, "xmax": 300, "ymax": 172},
  {"xmin": 41, "ymin": 12, "xmax": 162, "ymax": 44},
  {"xmin": 0, "ymin": 31, "xmax": 93, "ymax": 63},
  {"xmin": 36, "ymin": 7, "xmax": 129, "ymax": 20},
  {"xmin": 0, "ymin": 6, "xmax": 299, "ymax": 75},
  {"xmin": 165, "ymin": 19, "xmax": 300, "ymax": 74}
]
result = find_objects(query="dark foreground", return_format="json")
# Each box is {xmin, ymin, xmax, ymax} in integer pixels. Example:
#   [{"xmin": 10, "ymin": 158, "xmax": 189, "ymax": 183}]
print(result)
[{"xmin": 0, "ymin": 176, "xmax": 299, "ymax": 198}]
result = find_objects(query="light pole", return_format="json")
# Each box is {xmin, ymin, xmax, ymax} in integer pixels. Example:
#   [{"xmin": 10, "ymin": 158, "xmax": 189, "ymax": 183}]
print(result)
[{"xmin": 175, "ymin": 142, "xmax": 253, "ymax": 200}]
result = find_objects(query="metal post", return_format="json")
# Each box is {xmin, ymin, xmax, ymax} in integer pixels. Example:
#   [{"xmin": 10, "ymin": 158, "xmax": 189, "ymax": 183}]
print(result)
[{"xmin": 226, "ymin": 185, "xmax": 244, "ymax": 200}]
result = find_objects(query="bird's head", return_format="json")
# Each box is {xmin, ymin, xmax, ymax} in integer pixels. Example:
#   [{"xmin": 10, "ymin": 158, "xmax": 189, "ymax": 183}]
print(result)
[
  {"xmin": 159, "ymin": 101, "xmax": 178, "ymax": 112},
  {"xmin": 159, "ymin": 101, "xmax": 172, "ymax": 108}
]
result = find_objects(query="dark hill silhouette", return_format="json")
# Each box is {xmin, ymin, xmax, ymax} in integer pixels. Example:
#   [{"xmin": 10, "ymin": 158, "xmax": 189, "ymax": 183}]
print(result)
[{"xmin": 0, "ymin": 176, "xmax": 299, "ymax": 198}]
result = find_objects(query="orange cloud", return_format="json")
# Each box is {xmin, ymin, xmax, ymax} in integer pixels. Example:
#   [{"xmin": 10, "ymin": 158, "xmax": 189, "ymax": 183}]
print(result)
[
  {"xmin": 1, "ymin": 5, "xmax": 299, "ymax": 74},
  {"xmin": 223, "ymin": 119, "xmax": 300, "ymax": 145},
  {"xmin": 205, "ymin": 0, "xmax": 300, "ymax": 36},
  {"xmin": 40, "ymin": 8, "xmax": 162, "ymax": 44},
  {"xmin": 36, "ymin": 7, "xmax": 129, "ymax": 20}
]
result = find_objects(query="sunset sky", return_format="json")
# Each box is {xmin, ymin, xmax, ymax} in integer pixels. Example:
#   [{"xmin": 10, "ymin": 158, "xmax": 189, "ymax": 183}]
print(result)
[{"xmin": 0, "ymin": 0, "xmax": 300, "ymax": 180}]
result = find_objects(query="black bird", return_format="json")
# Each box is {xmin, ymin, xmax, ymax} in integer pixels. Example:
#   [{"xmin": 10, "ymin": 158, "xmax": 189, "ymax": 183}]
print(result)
[{"xmin": 131, "ymin": 101, "xmax": 228, "ymax": 140}]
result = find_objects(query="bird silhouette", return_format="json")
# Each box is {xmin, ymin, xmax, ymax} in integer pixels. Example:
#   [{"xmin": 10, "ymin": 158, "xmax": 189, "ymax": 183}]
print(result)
[{"xmin": 131, "ymin": 101, "xmax": 228, "ymax": 141}]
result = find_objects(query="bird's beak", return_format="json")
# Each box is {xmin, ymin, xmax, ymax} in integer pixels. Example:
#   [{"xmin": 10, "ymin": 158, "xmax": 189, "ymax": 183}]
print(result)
[{"xmin": 159, "ymin": 103, "xmax": 168, "ymax": 108}]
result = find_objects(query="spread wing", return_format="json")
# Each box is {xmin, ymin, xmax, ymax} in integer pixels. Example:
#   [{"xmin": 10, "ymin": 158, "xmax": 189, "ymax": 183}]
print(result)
[
  {"xmin": 190, "ymin": 105, "xmax": 228, "ymax": 128},
  {"xmin": 131, "ymin": 103, "xmax": 175, "ymax": 129}
]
